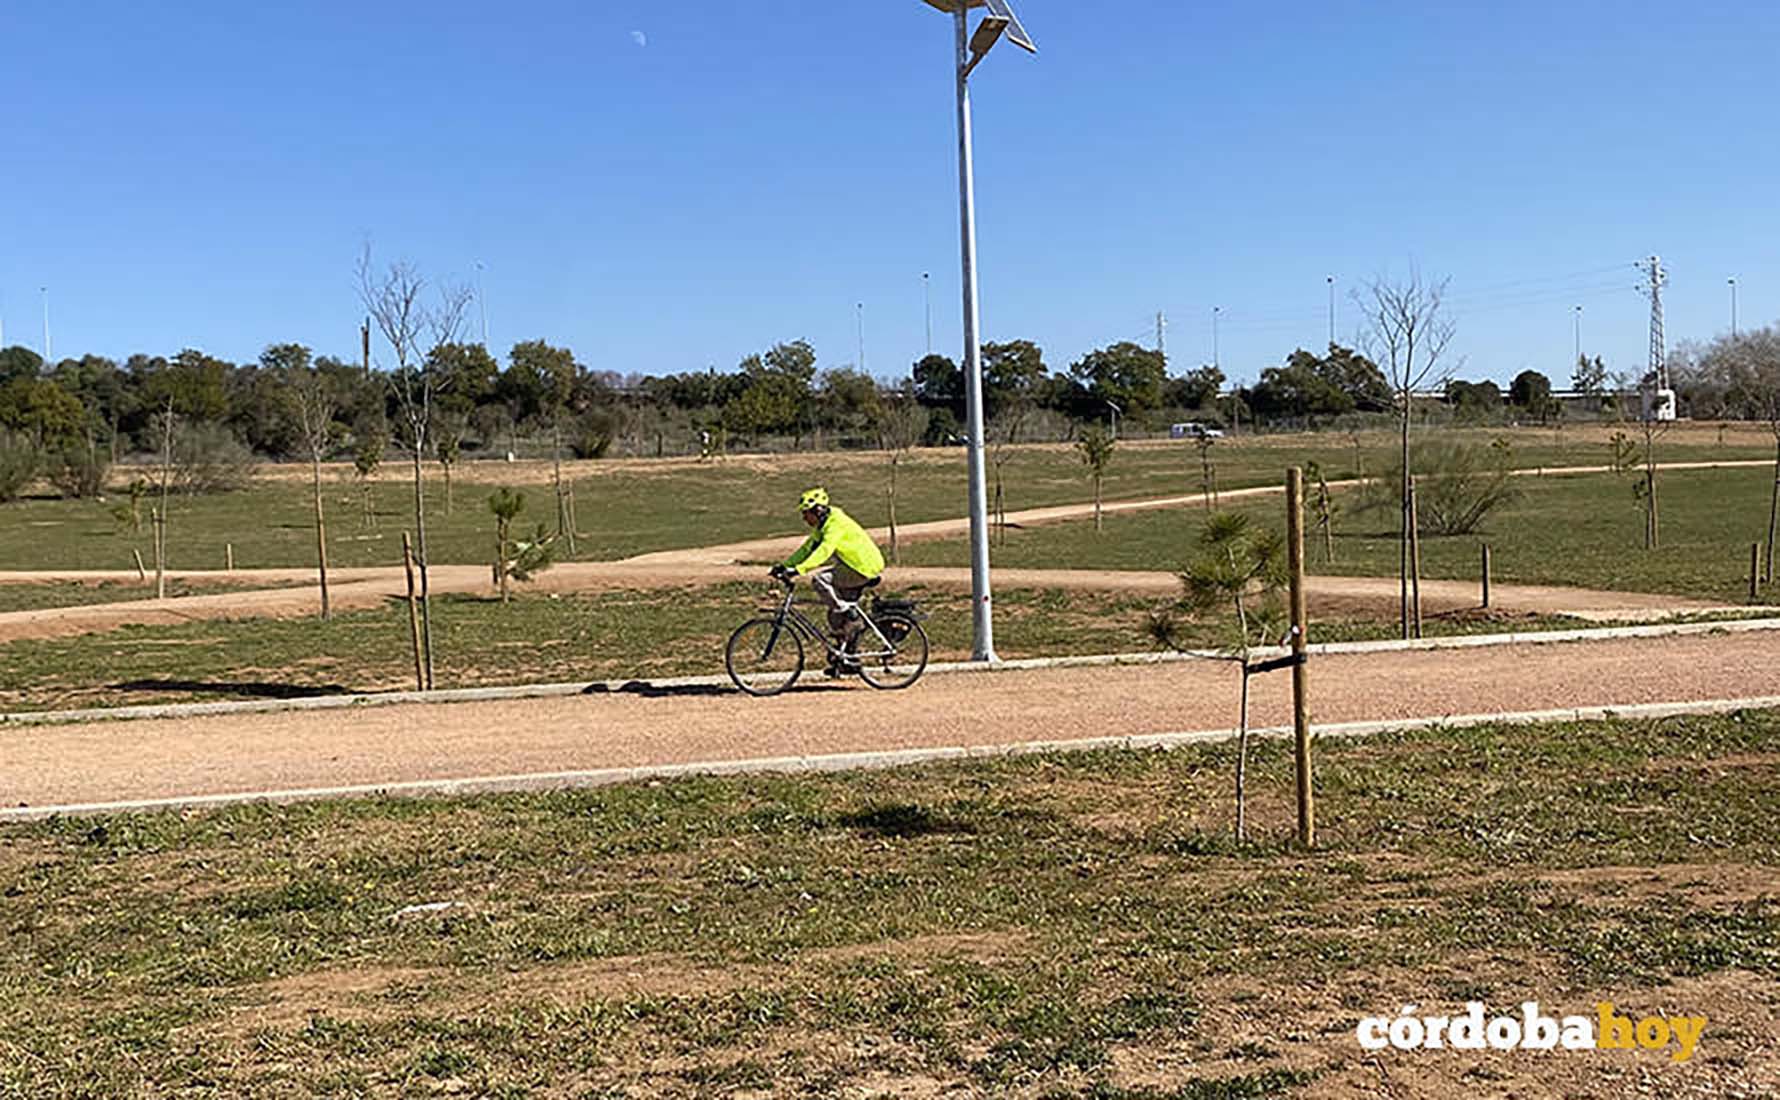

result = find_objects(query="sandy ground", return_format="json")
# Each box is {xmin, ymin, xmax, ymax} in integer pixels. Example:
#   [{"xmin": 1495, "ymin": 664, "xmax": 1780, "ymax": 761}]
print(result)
[{"xmin": 4, "ymin": 629, "xmax": 1775, "ymax": 812}]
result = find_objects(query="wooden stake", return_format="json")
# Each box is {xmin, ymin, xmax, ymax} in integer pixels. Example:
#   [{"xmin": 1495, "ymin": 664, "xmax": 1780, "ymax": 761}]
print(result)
[
  {"xmin": 402, "ymin": 532, "xmax": 424, "ymax": 692},
  {"xmin": 1286, "ymin": 467, "xmax": 1314, "ymax": 849},
  {"xmin": 152, "ymin": 507, "xmax": 166, "ymax": 600},
  {"xmin": 225, "ymin": 543, "xmax": 234, "ymax": 572},
  {"xmin": 1481, "ymin": 544, "xmax": 1492, "ymax": 610},
  {"xmin": 1408, "ymin": 476, "xmax": 1423, "ymax": 639},
  {"xmin": 1751, "ymin": 543, "xmax": 1761, "ymax": 604}
]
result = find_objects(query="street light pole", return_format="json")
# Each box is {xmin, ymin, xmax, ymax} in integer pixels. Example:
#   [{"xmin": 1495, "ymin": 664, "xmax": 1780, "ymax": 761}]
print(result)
[
  {"xmin": 1730, "ymin": 277, "xmax": 1738, "ymax": 338},
  {"xmin": 920, "ymin": 0, "xmax": 1033, "ymax": 663},
  {"xmin": 923, "ymin": 272, "xmax": 932, "ymax": 356},
  {"xmin": 1574, "ymin": 304, "xmax": 1582, "ymax": 368},
  {"xmin": 1326, "ymin": 276, "xmax": 1334, "ymax": 348},
  {"xmin": 952, "ymin": 2, "xmax": 997, "ymax": 661}
]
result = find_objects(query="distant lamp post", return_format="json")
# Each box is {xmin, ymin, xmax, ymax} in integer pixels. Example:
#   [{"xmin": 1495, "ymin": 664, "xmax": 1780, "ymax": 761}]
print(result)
[
  {"xmin": 1729, "ymin": 277, "xmax": 1738, "ymax": 338},
  {"xmin": 1107, "ymin": 399, "xmax": 1122, "ymax": 440},
  {"xmin": 916, "ymin": 0, "xmax": 1036, "ymax": 663}
]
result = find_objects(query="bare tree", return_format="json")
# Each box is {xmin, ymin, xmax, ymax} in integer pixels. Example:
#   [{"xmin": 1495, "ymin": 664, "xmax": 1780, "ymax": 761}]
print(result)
[
  {"xmin": 878, "ymin": 393, "xmax": 928, "ymax": 564},
  {"xmin": 273, "ymin": 345, "xmax": 337, "ymax": 620},
  {"xmin": 1356, "ymin": 270, "xmax": 1456, "ymax": 639},
  {"xmin": 988, "ymin": 407, "xmax": 1028, "ymax": 545},
  {"xmin": 152, "ymin": 397, "xmax": 176, "ymax": 600},
  {"xmin": 1635, "ymin": 415, "xmax": 1667, "ymax": 551},
  {"xmin": 358, "ymin": 248, "xmax": 473, "ymax": 690},
  {"xmin": 1714, "ymin": 327, "xmax": 1780, "ymax": 580}
]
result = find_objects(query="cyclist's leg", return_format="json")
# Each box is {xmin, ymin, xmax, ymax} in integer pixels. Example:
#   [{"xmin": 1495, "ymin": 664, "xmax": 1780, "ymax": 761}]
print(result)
[{"xmin": 812, "ymin": 564, "xmax": 869, "ymax": 656}]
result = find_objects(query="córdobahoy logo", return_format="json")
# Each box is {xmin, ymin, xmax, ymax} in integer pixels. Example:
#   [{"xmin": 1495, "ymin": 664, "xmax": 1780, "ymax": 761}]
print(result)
[{"xmin": 1356, "ymin": 1002, "xmax": 1707, "ymax": 1063}]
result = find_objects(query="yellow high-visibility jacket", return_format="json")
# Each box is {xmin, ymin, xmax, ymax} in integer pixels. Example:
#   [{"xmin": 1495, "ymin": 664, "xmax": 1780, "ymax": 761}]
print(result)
[{"xmin": 785, "ymin": 506, "xmax": 885, "ymax": 579}]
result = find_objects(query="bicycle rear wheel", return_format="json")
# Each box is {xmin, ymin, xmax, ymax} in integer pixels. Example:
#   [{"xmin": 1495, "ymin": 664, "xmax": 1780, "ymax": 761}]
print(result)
[
  {"xmin": 857, "ymin": 613, "xmax": 928, "ymax": 690},
  {"xmin": 726, "ymin": 618, "xmax": 805, "ymax": 696}
]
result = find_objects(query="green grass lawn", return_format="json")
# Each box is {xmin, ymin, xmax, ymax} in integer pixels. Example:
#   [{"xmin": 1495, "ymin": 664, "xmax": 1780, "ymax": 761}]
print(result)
[
  {"xmin": 0, "ymin": 581, "xmax": 1597, "ymax": 714},
  {"xmin": 0, "ymin": 578, "xmax": 275, "ymax": 615},
  {"xmin": 903, "ymin": 466, "xmax": 1780, "ymax": 605},
  {"xmin": 2, "ymin": 711, "xmax": 1774, "ymax": 1097},
  {"xmin": 0, "ymin": 425, "xmax": 1767, "ymax": 574}
]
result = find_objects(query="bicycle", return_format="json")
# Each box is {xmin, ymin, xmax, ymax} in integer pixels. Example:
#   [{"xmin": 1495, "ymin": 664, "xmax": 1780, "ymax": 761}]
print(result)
[{"xmin": 725, "ymin": 574, "xmax": 930, "ymax": 696}]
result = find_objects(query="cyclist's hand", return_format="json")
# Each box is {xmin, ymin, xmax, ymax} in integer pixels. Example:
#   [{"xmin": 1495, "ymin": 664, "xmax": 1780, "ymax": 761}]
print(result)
[{"xmin": 770, "ymin": 565, "xmax": 794, "ymax": 582}]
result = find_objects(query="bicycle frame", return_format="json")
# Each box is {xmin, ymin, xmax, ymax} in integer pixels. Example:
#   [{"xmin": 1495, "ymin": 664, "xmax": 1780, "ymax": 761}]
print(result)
[{"xmin": 759, "ymin": 579, "xmax": 898, "ymax": 662}]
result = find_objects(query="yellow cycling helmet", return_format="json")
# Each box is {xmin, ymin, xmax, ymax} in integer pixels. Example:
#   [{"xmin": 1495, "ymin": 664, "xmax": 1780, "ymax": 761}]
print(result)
[{"xmin": 799, "ymin": 487, "xmax": 829, "ymax": 511}]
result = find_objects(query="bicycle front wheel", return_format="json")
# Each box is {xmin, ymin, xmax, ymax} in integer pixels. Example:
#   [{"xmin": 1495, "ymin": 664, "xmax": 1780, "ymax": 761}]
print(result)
[
  {"xmin": 857, "ymin": 613, "xmax": 929, "ymax": 690},
  {"xmin": 726, "ymin": 618, "xmax": 805, "ymax": 697}
]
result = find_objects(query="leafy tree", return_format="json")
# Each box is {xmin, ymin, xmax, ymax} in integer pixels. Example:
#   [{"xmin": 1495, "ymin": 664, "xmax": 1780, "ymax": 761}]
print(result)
[
  {"xmin": 146, "ymin": 349, "xmax": 232, "ymax": 421},
  {"xmin": 50, "ymin": 354, "xmax": 129, "ymax": 461},
  {"xmin": 0, "ymin": 377, "xmax": 85, "ymax": 448},
  {"xmin": 1509, "ymin": 369, "xmax": 1556, "ymax": 422},
  {"xmin": 1075, "ymin": 424, "xmax": 1115, "ymax": 532},
  {"xmin": 982, "ymin": 340, "xmax": 1046, "ymax": 417},
  {"xmin": 1317, "ymin": 344, "xmax": 1393, "ymax": 412},
  {"xmin": 488, "ymin": 489, "xmax": 556, "ymax": 604},
  {"xmin": 816, "ymin": 367, "xmax": 883, "ymax": 440},
  {"xmin": 508, "ymin": 339, "xmax": 581, "ymax": 550},
  {"xmin": 724, "ymin": 341, "xmax": 818, "ymax": 442},
  {"xmin": 911, "ymin": 353, "xmax": 961, "ymax": 415},
  {"xmin": 0, "ymin": 346, "xmax": 43, "ymax": 385},
  {"xmin": 1164, "ymin": 365, "xmax": 1224, "ymax": 411},
  {"xmin": 1444, "ymin": 378, "xmax": 1502, "ymax": 422},
  {"xmin": 1194, "ymin": 433, "xmax": 1218, "ymax": 511},
  {"xmin": 1249, "ymin": 351, "xmax": 1354, "ymax": 420},
  {"xmin": 1146, "ymin": 512, "xmax": 1289, "ymax": 841},
  {"xmin": 1572, "ymin": 354, "xmax": 1608, "ymax": 397},
  {"xmin": 1069, "ymin": 342, "xmax": 1165, "ymax": 414}
]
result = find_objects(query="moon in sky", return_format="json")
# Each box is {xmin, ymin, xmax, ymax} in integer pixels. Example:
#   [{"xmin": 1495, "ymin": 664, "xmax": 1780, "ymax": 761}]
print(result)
[{"xmin": 630, "ymin": 30, "xmax": 648, "ymax": 47}]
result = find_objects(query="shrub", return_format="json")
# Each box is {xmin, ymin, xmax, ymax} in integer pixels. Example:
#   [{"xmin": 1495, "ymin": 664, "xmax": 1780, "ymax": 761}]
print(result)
[
  {"xmin": 172, "ymin": 421, "xmax": 258, "ymax": 494},
  {"xmin": 50, "ymin": 445, "xmax": 111, "ymax": 499},
  {"xmin": 0, "ymin": 431, "xmax": 37, "ymax": 502},
  {"xmin": 1362, "ymin": 439, "xmax": 1519, "ymax": 536},
  {"xmin": 572, "ymin": 408, "xmax": 616, "ymax": 459}
]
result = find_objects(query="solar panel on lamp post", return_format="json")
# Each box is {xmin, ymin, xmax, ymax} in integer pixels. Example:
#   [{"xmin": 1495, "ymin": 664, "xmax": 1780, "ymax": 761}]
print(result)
[{"xmin": 918, "ymin": 0, "xmax": 1035, "ymax": 663}]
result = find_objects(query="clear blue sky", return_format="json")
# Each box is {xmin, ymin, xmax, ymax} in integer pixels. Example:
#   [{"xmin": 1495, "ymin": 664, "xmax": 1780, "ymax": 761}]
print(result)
[{"xmin": 3, "ymin": 0, "xmax": 1775, "ymax": 387}]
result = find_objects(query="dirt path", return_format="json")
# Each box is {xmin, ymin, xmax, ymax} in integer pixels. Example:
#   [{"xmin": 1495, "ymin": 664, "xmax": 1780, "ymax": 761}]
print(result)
[
  {"xmin": 0, "ymin": 562, "xmax": 1723, "ymax": 643},
  {"xmin": 0, "ymin": 460, "xmax": 1759, "ymax": 641},
  {"xmin": 3, "ymin": 629, "xmax": 1774, "ymax": 812}
]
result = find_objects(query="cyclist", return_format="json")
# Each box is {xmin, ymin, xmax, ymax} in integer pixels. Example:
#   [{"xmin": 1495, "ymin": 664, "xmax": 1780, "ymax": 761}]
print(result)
[{"xmin": 771, "ymin": 487, "xmax": 886, "ymax": 673}]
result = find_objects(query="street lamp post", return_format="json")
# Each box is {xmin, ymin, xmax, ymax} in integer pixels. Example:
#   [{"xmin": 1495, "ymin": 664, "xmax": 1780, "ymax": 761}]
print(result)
[
  {"xmin": 1729, "ymin": 278, "xmax": 1738, "ymax": 338},
  {"xmin": 919, "ymin": 0, "xmax": 1035, "ymax": 663},
  {"xmin": 1326, "ymin": 276, "xmax": 1334, "ymax": 348}
]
